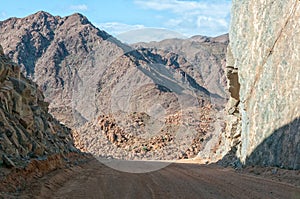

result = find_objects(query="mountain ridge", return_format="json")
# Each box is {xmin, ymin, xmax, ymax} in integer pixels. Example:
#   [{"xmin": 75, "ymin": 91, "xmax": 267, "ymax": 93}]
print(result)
[
  {"xmin": 0, "ymin": 11, "xmax": 227, "ymax": 160},
  {"xmin": 132, "ymin": 34, "xmax": 229, "ymax": 99}
]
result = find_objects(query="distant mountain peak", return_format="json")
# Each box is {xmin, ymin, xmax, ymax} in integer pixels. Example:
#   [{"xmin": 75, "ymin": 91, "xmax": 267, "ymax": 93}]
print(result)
[
  {"xmin": 33, "ymin": 10, "xmax": 52, "ymax": 17},
  {"xmin": 64, "ymin": 12, "xmax": 90, "ymax": 25},
  {"xmin": 188, "ymin": 34, "xmax": 229, "ymax": 44},
  {"xmin": 26, "ymin": 10, "xmax": 56, "ymax": 22}
]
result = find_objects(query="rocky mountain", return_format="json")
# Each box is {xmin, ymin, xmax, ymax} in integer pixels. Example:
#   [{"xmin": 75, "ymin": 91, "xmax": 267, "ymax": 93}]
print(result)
[
  {"xmin": 0, "ymin": 11, "xmax": 113, "ymax": 126},
  {"xmin": 132, "ymin": 34, "xmax": 229, "ymax": 99},
  {"xmin": 0, "ymin": 45, "xmax": 77, "ymax": 169},
  {"xmin": 0, "ymin": 11, "xmax": 228, "ymax": 160},
  {"xmin": 217, "ymin": 0, "xmax": 300, "ymax": 169}
]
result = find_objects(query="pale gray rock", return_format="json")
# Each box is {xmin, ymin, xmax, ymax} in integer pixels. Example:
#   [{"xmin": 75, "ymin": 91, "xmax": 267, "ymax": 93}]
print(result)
[{"xmin": 222, "ymin": 0, "xmax": 300, "ymax": 169}]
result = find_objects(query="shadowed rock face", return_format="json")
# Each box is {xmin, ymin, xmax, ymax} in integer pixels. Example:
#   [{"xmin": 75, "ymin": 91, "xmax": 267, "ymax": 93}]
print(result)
[
  {"xmin": 0, "ymin": 11, "xmax": 228, "ymax": 160},
  {"xmin": 246, "ymin": 117, "xmax": 300, "ymax": 169},
  {"xmin": 220, "ymin": 0, "xmax": 300, "ymax": 169},
  {"xmin": 132, "ymin": 34, "xmax": 229, "ymax": 99},
  {"xmin": 0, "ymin": 45, "xmax": 77, "ymax": 168}
]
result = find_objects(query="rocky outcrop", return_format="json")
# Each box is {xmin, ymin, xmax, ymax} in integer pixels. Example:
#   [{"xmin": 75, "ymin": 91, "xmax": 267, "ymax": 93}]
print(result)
[
  {"xmin": 222, "ymin": 0, "xmax": 300, "ymax": 169},
  {"xmin": 73, "ymin": 105, "xmax": 215, "ymax": 160},
  {"xmin": 0, "ymin": 45, "xmax": 77, "ymax": 169}
]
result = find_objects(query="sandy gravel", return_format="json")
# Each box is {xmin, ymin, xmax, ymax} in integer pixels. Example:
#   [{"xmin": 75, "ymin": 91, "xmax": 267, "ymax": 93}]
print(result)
[{"xmin": 17, "ymin": 159, "xmax": 300, "ymax": 199}]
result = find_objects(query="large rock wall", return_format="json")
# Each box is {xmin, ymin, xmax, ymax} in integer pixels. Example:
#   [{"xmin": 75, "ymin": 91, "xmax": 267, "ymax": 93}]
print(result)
[
  {"xmin": 0, "ymin": 45, "xmax": 77, "ymax": 168},
  {"xmin": 226, "ymin": 0, "xmax": 300, "ymax": 169}
]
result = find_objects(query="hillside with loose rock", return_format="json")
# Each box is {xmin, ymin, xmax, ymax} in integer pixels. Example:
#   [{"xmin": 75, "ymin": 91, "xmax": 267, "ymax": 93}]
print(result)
[{"xmin": 0, "ymin": 11, "xmax": 228, "ymax": 160}]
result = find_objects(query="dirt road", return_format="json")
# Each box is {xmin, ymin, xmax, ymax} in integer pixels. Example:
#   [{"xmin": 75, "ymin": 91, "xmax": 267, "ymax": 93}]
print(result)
[{"xmin": 22, "ymin": 159, "xmax": 300, "ymax": 199}]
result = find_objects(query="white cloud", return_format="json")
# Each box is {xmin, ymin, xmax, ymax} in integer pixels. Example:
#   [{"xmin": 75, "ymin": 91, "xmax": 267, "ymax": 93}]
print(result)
[
  {"xmin": 0, "ymin": 12, "xmax": 7, "ymax": 20},
  {"xmin": 134, "ymin": 0, "xmax": 231, "ymax": 36},
  {"xmin": 135, "ymin": 0, "xmax": 229, "ymax": 15},
  {"xmin": 135, "ymin": 0, "xmax": 208, "ymax": 12},
  {"xmin": 167, "ymin": 18, "xmax": 183, "ymax": 26},
  {"xmin": 69, "ymin": 4, "xmax": 88, "ymax": 11},
  {"xmin": 97, "ymin": 22, "xmax": 145, "ymax": 35},
  {"xmin": 197, "ymin": 16, "xmax": 228, "ymax": 29}
]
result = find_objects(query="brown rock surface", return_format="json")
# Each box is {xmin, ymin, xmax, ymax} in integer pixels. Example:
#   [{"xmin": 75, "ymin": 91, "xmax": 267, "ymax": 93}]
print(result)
[
  {"xmin": 72, "ymin": 105, "xmax": 215, "ymax": 160},
  {"xmin": 0, "ymin": 45, "xmax": 77, "ymax": 170}
]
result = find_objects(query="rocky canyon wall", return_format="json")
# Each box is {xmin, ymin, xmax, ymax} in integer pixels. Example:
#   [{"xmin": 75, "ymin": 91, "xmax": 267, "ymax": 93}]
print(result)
[
  {"xmin": 0, "ymin": 45, "xmax": 77, "ymax": 168},
  {"xmin": 224, "ymin": 0, "xmax": 300, "ymax": 169}
]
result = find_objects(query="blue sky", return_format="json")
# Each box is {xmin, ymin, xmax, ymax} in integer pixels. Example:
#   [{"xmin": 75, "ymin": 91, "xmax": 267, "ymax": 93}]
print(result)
[{"xmin": 0, "ymin": 0, "xmax": 231, "ymax": 37}]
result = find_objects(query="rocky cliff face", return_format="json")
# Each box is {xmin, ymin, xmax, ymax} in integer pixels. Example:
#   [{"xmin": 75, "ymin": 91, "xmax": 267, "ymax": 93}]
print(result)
[
  {"xmin": 223, "ymin": 0, "xmax": 300, "ymax": 169},
  {"xmin": 0, "ymin": 45, "xmax": 77, "ymax": 169}
]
